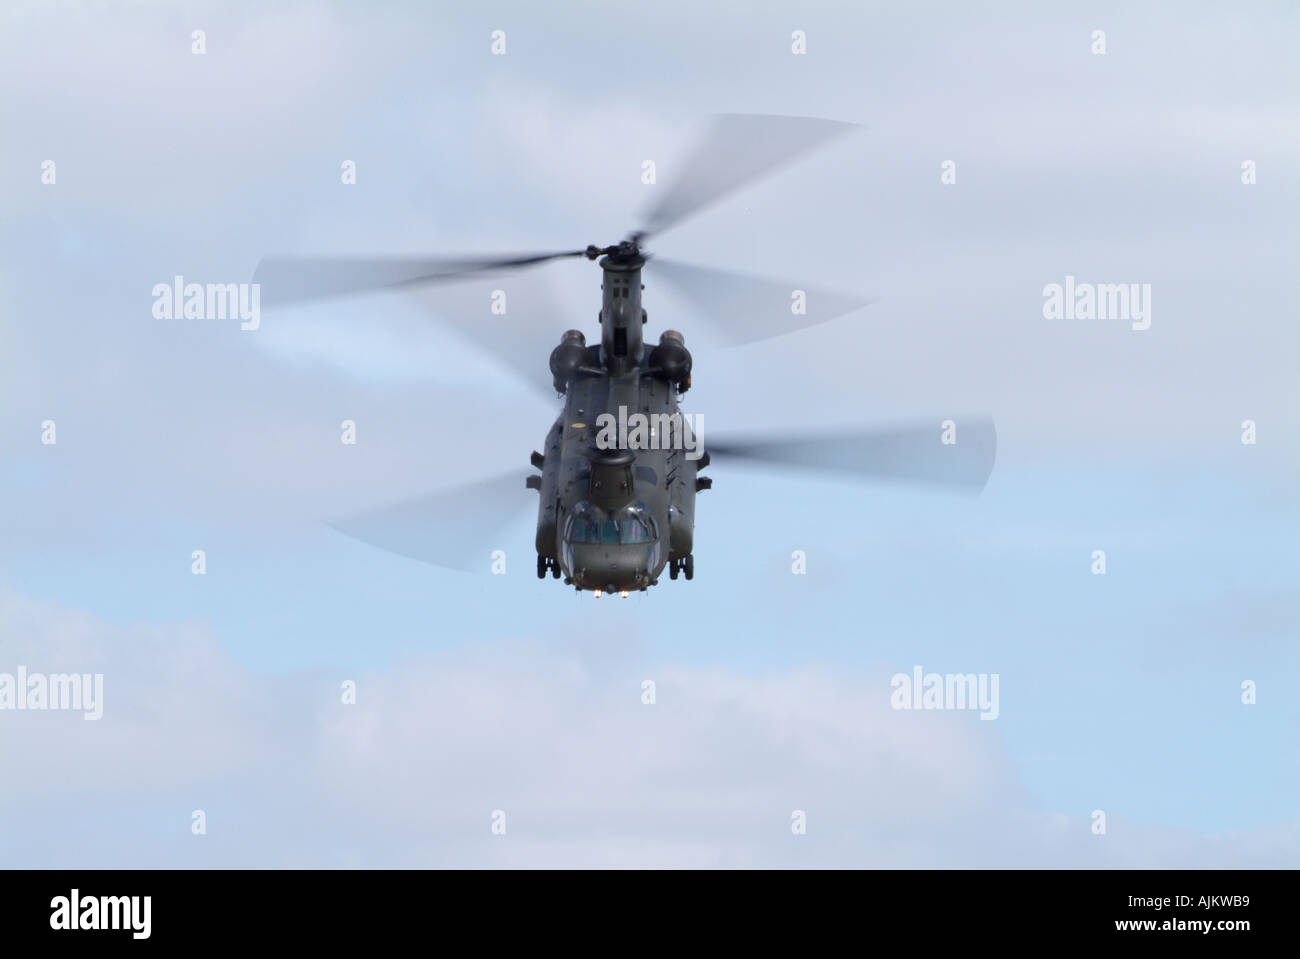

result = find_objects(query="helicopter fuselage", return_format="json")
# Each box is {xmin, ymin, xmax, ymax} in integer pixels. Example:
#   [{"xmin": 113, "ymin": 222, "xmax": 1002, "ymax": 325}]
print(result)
[{"xmin": 530, "ymin": 250, "xmax": 706, "ymax": 592}]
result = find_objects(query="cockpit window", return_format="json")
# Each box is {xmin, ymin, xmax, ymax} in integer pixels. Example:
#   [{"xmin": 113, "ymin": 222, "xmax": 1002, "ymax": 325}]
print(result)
[
  {"xmin": 565, "ymin": 505, "xmax": 654, "ymax": 545},
  {"xmin": 619, "ymin": 518, "xmax": 651, "ymax": 543},
  {"xmin": 566, "ymin": 516, "xmax": 621, "ymax": 544}
]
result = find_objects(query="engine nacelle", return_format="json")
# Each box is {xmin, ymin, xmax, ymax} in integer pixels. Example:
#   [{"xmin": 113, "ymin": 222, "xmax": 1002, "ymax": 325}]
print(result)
[
  {"xmin": 649, "ymin": 330, "xmax": 692, "ymax": 393},
  {"xmin": 549, "ymin": 330, "xmax": 588, "ymax": 393}
]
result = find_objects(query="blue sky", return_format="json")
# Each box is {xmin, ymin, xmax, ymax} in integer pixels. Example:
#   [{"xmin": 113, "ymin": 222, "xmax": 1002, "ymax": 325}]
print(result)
[{"xmin": 0, "ymin": 0, "xmax": 1296, "ymax": 866}]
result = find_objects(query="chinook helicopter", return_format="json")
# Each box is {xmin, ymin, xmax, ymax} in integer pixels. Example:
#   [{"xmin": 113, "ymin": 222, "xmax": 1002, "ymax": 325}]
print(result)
[{"xmin": 254, "ymin": 114, "xmax": 996, "ymax": 594}]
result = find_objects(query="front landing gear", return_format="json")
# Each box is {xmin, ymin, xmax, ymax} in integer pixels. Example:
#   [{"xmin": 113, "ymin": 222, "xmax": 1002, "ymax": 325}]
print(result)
[
  {"xmin": 669, "ymin": 555, "xmax": 694, "ymax": 581},
  {"xmin": 537, "ymin": 556, "xmax": 561, "ymax": 579}
]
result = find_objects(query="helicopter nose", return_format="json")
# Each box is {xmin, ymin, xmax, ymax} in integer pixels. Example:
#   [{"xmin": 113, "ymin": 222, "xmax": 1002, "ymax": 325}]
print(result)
[{"xmin": 565, "ymin": 544, "xmax": 649, "ymax": 592}]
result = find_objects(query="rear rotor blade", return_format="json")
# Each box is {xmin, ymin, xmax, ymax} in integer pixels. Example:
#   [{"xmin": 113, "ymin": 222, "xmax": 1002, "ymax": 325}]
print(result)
[
  {"xmin": 254, "ymin": 251, "xmax": 586, "ymax": 307},
  {"xmin": 327, "ymin": 470, "xmax": 535, "ymax": 572},
  {"xmin": 650, "ymin": 257, "xmax": 873, "ymax": 345},
  {"xmin": 706, "ymin": 418, "xmax": 997, "ymax": 491},
  {"xmin": 636, "ymin": 114, "xmax": 859, "ymax": 239}
]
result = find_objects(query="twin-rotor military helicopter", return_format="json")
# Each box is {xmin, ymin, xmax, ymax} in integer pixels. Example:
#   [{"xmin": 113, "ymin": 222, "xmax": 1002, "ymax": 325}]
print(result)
[{"xmin": 254, "ymin": 115, "xmax": 996, "ymax": 596}]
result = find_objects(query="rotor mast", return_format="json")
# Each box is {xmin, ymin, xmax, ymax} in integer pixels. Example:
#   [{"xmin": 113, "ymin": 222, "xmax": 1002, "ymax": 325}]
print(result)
[{"xmin": 593, "ymin": 241, "xmax": 646, "ymax": 375}]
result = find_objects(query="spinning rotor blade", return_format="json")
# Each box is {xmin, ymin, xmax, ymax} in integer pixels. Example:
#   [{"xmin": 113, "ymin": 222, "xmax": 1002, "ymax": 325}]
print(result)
[
  {"xmin": 707, "ymin": 418, "xmax": 997, "ymax": 491},
  {"xmin": 327, "ymin": 470, "xmax": 534, "ymax": 571},
  {"xmin": 254, "ymin": 250, "xmax": 586, "ymax": 307},
  {"xmin": 650, "ymin": 257, "xmax": 874, "ymax": 345},
  {"xmin": 636, "ymin": 114, "xmax": 859, "ymax": 239},
  {"xmin": 408, "ymin": 270, "xmax": 577, "ymax": 398}
]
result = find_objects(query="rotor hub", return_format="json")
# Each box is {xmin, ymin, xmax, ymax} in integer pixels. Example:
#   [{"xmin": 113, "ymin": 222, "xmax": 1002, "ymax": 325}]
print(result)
[{"xmin": 585, "ymin": 239, "xmax": 645, "ymax": 265}]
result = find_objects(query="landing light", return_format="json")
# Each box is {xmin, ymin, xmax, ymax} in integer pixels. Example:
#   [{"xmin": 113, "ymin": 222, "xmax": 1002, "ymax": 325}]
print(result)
[
  {"xmin": 594, "ymin": 590, "xmax": 602, "ymax": 599},
  {"xmin": 619, "ymin": 591, "xmax": 629, "ymax": 599}
]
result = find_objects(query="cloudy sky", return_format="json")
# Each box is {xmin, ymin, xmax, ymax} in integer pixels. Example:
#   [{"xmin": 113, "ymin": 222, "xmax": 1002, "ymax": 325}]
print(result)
[{"xmin": 0, "ymin": 0, "xmax": 1296, "ymax": 866}]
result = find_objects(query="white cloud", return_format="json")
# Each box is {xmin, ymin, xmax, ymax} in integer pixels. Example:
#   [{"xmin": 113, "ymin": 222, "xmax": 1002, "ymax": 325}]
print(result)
[{"xmin": 1, "ymin": 590, "xmax": 1293, "ymax": 867}]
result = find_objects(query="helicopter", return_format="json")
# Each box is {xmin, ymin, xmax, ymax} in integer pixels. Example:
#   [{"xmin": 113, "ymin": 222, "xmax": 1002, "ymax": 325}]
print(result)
[{"xmin": 254, "ymin": 114, "xmax": 996, "ymax": 595}]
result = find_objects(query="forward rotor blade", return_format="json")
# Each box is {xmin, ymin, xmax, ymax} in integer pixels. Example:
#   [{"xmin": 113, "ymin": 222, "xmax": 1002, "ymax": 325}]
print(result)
[
  {"xmin": 650, "ymin": 257, "xmax": 873, "ymax": 345},
  {"xmin": 636, "ymin": 114, "xmax": 859, "ymax": 239},
  {"xmin": 327, "ymin": 470, "xmax": 535, "ymax": 572},
  {"xmin": 408, "ymin": 269, "xmax": 577, "ymax": 398},
  {"xmin": 254, "ymin": 251, "xmax": 585, "ymax": 307},
  {"xmin": 706, "ymin": 418, "xmax": 997, "ymax": 491}
]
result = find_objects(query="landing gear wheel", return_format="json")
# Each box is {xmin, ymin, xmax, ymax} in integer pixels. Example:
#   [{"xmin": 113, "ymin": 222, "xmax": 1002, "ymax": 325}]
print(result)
[
  {"xmin": 536, "ymin": 555, "xmax": 547, "ymax": 579},
  {"xmin": 669, "ymin": 560, "xmax": 679, "ymax": 580},
  {"xmin": 683, "ymin": 555, "xmax": 694, "ymax": 581},
  {"xmin": 551, "ymin": 562, "xmax": 561, "ymax": 579}
]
